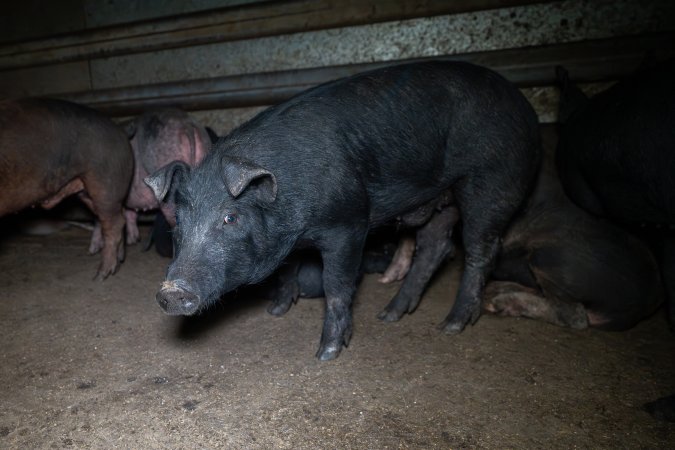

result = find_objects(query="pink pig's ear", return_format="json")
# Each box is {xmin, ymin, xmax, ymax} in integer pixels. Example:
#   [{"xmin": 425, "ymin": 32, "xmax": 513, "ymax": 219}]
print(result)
[
  {"xmin": 145, "ymin": 161, "xmax": 191, "ymax": 203},
  {"xmin": 178, "ymin": 125, "xmax": 212, "ymax": 167},
  {"xmin": 221, "ymin": 156, "xmax": 277, "ymax": 203},
  {"xmin": 192, "ymin": 126, "xmax": 212, "ymax": 166}
]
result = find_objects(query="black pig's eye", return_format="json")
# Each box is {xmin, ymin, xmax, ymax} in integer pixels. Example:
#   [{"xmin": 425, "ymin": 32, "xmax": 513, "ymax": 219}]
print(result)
[{"xmin": 223, "ymin": 213, "xmax": 238, "ymax": 225}]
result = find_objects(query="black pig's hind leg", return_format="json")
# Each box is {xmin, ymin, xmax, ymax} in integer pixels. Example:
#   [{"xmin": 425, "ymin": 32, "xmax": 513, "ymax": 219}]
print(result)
[
  {"xmin": 441, "ymin": 175, "xmax": 525, "ymax": 334},
  {"xmin": 378, "ymin": 206, "xmax": 459, "ymax": 321}
]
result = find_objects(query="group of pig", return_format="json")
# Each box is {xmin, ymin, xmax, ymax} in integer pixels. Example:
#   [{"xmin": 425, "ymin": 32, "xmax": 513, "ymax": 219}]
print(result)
[
  {"xmin": 1, "ymin": 59, "xmax": 673, "ymax": 420},
  {"xmin": 0, "ymin": 103, "xmax": 212, "ymax": 279}
]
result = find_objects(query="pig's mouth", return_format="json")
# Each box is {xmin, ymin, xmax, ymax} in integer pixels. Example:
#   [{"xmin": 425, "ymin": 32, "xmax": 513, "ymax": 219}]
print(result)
[{"xmin": 156, "ymin": 279, "xmax": 201, "ymax": 315}]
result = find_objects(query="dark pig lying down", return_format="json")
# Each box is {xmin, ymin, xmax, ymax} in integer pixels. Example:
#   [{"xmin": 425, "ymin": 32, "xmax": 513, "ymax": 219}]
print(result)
[
  {"xmin": 146, "ymin": 61, "xmax": 541, "ymax": 360},
  {"xmin": 554, "ymin": 62, "xmax": 675, "ymax": 421},
  {"xmin": 483, "ymin": 127, "xmax": 663, "ymax": 330},
  {"xmin": 555, "ymin": 62, "xmax": 675, "ymax": 324},
  {"xmin": 0, "ymin": 98, "xmax": 132, "ymax": 279}
]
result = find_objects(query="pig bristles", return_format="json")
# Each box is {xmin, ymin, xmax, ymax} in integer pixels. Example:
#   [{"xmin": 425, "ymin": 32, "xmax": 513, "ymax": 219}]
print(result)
[{"xmin": 161, "ymin": 280, "xmax": 178, "ymax": 291}]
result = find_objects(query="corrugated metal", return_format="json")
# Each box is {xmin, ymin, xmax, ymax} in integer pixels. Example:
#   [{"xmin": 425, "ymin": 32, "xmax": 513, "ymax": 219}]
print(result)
[
  {"xmin": 86, "ymin": 0, "xmax": 675, "ymax": 89},
  {"xmin": 0, "ymin": 0, "xmax": 548, "ymax": 71},
  {"xmin": 2, "ymin": 0, "xmax": 673, "ymax": 125},
  {"xmin": 60, "ymin": 33, "xmax": 675, "ymax": 117}
]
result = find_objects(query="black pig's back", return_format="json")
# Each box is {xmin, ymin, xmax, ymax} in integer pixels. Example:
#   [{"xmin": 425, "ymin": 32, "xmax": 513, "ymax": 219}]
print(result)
[{"xmin": 212, "ymin": 61, "xmax": 540, "ymax": 227}]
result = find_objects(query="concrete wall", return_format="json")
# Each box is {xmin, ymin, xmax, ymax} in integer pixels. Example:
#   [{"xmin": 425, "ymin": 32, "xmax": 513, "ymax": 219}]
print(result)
[{"xmin": 1, "ymin": 0, "xmax": 674, "ymax": 131}]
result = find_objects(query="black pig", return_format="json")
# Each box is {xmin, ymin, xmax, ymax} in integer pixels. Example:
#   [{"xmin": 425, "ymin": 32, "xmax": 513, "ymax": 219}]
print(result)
[
  {"xmin": 556, "ymin": 61, "xmax": 675, "ymax": 324},
  {"xmin": 556, "ymin": 61, "xmax": 675, "ymax": 422},
  {"xmin": 146, "ymin": 61, "xmax": 541, "ymax": 360},
  {"xmin": 556, "ymin": 61, "xmax": 675, "ymax": 229},
  {"xmin": 483, "ymin": 126, "xmax": 663, "ymax": 330}
]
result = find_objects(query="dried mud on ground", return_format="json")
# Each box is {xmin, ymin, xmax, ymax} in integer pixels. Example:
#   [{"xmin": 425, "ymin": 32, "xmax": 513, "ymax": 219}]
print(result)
[{"xmin": 0, "ymin": 226, "xmax": 674, "ymax": 449}]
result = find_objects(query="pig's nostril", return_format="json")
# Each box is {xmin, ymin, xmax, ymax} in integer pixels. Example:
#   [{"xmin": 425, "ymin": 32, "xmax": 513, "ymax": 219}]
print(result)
[
  {"xmin": 181, "ymin": 298, "xmax": 194, "ymax": 310},
  {"xmin": 156, "ymin": 286, "xmax": 200, "ymax": 315},
  {"xmin": 157, "ymin": 295, "xmax": 169, "ymax": 309},
  {"xmin": 156, "ymin": 291, "xmax": 171, "ymax": 312}
]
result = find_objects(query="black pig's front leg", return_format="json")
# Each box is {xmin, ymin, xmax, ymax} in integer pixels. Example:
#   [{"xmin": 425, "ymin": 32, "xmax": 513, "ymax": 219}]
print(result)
[
  {"xmin": 267, "ymin": 259, "xmax": 301, "ymax": 316},
  {"xmin": 316, "ymin": 225, "xmax": 367, "ymax": 361}
]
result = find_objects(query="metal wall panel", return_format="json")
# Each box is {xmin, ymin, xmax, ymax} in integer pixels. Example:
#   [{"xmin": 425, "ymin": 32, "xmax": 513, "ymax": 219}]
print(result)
[
  {"xmin": 88, "ymin": 0, "xmax": 674, "ymax": 90},
  {"xmin": 84, "ymin": 0, "xmax": 258, "ymax": 28},
  {"xmin": 1, "ymin": 0, "xmax": 673, "ymax": 129}
]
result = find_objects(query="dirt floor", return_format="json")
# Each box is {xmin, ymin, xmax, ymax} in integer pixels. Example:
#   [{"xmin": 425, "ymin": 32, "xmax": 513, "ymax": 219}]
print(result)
[{"xmin": 0, "ymin": 222, "xmax": 674, "ymax": 449}]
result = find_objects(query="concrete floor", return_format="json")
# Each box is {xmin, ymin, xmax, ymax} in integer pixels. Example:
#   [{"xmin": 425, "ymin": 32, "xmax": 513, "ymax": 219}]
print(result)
[{"xmin": 0, "ymin": 224, "xmax": 674, "ymax": 449}]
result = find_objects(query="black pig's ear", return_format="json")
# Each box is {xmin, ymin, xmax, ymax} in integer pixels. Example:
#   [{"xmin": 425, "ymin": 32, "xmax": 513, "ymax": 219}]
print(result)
[
  {"xmin": 145, "ymin": 161, "xmax": 191, "ymax": 203},
  {"xmin": 221, "ymin": 156, "xmax": 277, "ymax": 203},
  {"xmin": 205, "ymin": 127, "xmax": 219, "ymax": 144},
  {"xmin": 555, "ymin": 65, "xmax": 588, "ymax": 124}
]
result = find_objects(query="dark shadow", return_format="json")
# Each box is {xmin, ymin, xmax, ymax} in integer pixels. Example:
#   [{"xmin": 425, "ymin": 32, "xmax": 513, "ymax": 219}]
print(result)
[
  {"xmin": 173, "ymin": 281, "xmax": 276, "ymax": 341},
  {"xmin": 644, "ymin": 393, "xmax": 675, "ymax": 422},
  {"xmin": 0, "ymin": 198, "xmax": 94, "ymax": 254}
]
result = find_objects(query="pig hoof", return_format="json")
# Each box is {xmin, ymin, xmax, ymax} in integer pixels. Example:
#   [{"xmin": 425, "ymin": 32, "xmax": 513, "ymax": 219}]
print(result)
[
  {"xmin": 377, "ymin": 308, "xmax": 403, "ymax": 322},
  {"xmin": 439, "ymin": 319, "xmax": 466, "ymax": 335},
  {"xmin": 316, "ymin": 344, "xmax": 342, "ymax": 361},
  {"xmin": 378, "ymin": 266, "xmax": 409, "ymax": 284},
  {"xmin": 378, "ymin": 273, "xmax": 401, "ymax": 284},
  {"xmin": 440, "ymin": 304, "xmax": 482, "ymax": 333},
  {"xmin": 93, "ymin": 266, "xmax": 115, "ymax": 281},
  {"xmin": 267, "ymin": 301, "xmax": 291, "ymax": 316},
  {"xmin": 117, "ymin": 243, "xmax": 126, "ymax": 263},
  {"xmin": 126, "ymin": 224, "xmax": 140, "ymax": 245}
]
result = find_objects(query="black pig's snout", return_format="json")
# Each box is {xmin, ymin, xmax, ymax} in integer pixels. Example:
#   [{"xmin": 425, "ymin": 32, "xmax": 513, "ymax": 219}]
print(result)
[{"xmin": 157, "ymin": 280, "xmax": 200, "ymax": 315}]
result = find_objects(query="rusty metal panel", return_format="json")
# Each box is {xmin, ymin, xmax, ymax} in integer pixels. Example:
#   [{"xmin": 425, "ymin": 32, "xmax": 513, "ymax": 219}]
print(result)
[{"xmin": 0, "ymin": 0, "xmax": 550, "ymax": 71}]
